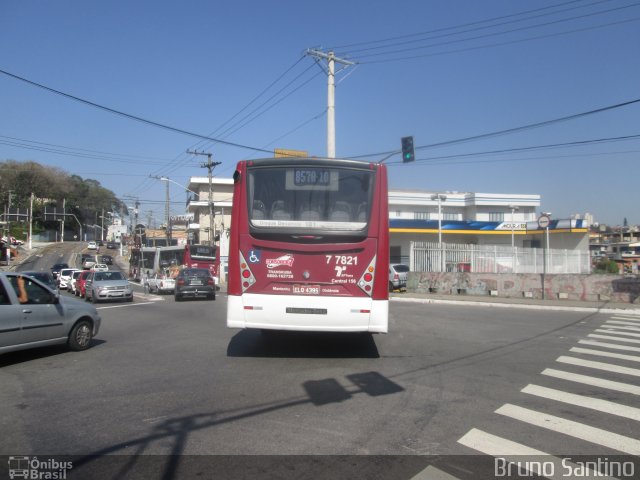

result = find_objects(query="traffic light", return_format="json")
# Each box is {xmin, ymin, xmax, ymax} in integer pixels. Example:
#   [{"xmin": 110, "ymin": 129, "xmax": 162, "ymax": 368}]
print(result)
[{"xmin": 401, "ymin": 136, "xmax": 415, "ymax": 163}]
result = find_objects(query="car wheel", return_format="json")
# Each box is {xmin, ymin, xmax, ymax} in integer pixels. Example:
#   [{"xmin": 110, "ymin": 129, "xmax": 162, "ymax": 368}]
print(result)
[
  {"xmin": 91, "ymin": 291, "xmax": 98, "ymax": 304},
  {"xmin": 68, "ymin": 319, "xmax": 93, "ymax": 351},
  {"xmin": 174, "ymin": 293, "xmax": 182, "ymax": 302},
  {"xmin": 127, "ymin": 296, "xmax": 133, "ymax": 302}
]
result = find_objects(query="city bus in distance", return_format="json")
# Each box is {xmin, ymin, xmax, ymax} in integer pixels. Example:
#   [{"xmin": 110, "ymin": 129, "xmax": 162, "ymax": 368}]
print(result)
[
  {"xmin": 128, "ymin": 246, "xmax": 156, "ymax": 281},
  {"xmin": 227, "ymin": 157, "xmax": 389, "ymax": 333},
  {"xmin": 154, "ymin": 244, "xmax": 220, "ymax": 283}
]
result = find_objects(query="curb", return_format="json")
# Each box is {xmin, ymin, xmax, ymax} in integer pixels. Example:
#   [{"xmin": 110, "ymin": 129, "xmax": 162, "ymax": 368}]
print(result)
[{"xmin": 390, "ymin": 296, "xmax": 640, "ymax": 315}]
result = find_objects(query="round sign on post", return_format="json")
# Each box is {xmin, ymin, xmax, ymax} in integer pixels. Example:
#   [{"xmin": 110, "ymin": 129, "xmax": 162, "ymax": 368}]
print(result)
[{"xmin": 538, "ymin": 215, "xmax": 550, "ymax": 229}]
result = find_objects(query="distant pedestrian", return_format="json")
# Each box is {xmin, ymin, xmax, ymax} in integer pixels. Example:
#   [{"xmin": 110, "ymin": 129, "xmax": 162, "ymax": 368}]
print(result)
[{"xmin": 142, "ymin": 270, "xmax": 150, "ymax": 294}]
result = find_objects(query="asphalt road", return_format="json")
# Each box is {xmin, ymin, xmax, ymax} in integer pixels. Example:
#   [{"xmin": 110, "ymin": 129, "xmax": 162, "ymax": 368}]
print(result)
[{"xmin": 1, "ymin": 243, "xmax": 639, "ymax": 479}]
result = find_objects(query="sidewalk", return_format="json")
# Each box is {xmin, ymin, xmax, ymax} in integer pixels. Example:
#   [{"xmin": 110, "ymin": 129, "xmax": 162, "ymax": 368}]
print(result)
[{"xmin": 390, "ymin": 291, "xmax": 640, "ymax": 314}]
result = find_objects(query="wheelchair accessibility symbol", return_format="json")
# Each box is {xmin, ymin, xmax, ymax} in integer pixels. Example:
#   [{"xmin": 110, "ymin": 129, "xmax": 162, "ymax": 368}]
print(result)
[{"xmin": 248, "ymin": 250, "xmax": 261, "ymax": 263}]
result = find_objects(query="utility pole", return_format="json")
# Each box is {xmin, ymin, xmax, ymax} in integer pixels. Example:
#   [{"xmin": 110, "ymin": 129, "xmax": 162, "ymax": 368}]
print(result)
[
  {"xmin": 188, "ymin": 150, "xmax": 221, "ymax": 246},
  {"xmin": 61, "ymin": 198, "xmax": 66, "ymax": 243},
  {"xmin": 305, "ymin": 49, "xmax": 355, "ymax": 158}
]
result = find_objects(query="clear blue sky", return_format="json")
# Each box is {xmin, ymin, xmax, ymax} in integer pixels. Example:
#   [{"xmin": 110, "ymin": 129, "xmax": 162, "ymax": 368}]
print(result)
[{"xmin": 1, "ymin": 0, "xmax": 639, "ymax": 225}]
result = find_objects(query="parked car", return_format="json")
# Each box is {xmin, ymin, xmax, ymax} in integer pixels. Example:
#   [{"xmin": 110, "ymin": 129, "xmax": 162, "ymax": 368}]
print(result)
[
  {"xmin": 85, "ymin": 270, "xmax": 133, "ymax": 304},
  {"xmin": 87, "ymin": 241, "xmax": 98, "ymax": 250},
  {"xmin": 82, "ymin": 255, "xmax": 97, "ymax": 269},
  {"xmin": 0, "ymin": 272, "xmax": 101, "ymax": 355},
  {"xmin": 51, "ymin": 263, "xmax": 70, "ymax": 279},
  {"xmin": 91, "ymin": 263, "xmax": 109, "ymax": 272},
  {"xmin": 147, "ymin": 271, "xmax": 175, "ymax": 294},
  {"xmin": 21, "ymin": 271, "xmax": 58, "ymax": 292},
  {"xmin": 75, "ymin": 270, "xmax": 91, "ymax": 298},
  {"xmin": 58, "ymin": 268, "xmax": 80, "ymax": 290},
  {"xmin": 69, "ymin": 270, "xmax": 83, "ymax": 295},
  {"xmin": 389, "ymin": 264, "xmax": 409, "ymax": 291},
  {"xmin": 174, "ymin": 268, "xmax": 215, "ymax": 301}
]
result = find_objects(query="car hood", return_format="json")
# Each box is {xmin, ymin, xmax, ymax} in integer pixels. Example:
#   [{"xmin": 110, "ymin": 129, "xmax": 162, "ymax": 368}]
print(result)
[{"xmin": 92, "ymin": 280, "xmax": 130, "ymax": 287}]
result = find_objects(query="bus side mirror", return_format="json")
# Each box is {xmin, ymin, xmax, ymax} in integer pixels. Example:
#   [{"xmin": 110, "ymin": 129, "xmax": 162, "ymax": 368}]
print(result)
[{"xmin": 233, "ymin": 170, "xmax": 241, "ymax": 184}]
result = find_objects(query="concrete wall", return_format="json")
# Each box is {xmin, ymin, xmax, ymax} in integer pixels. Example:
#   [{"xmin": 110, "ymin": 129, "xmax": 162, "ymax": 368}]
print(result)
[{"xmin": 408, "ymin": 272, "xmax": 640, "ymax": 304}]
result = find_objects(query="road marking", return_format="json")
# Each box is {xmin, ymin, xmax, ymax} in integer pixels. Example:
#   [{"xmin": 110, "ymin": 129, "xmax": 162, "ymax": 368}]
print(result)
[
  {"xmin": 610, "ymin": 316, "xmax": 640, "ymax": 322},
  {"xmin": 557, "ymin": 355, "xmax": 640, "ymax": 377},
  {"xmin": 603, "ymin": 323, "xmax": 640, "ymax": 332},
  {"xmin": 522, "ymin": 384, "xmax": 640, "ymax": 421},
  {"xmin": 578, "ymin": 339, "xmax": 640, "ymax": 353},
  {"xmin": 571, "ymin": 346, "xmax": 640, "ymax": 363},
  {"xmin": 96, "ymin": 302, "xmax": 156, "ymax": 310},
  {"xmin": 457, "ymin": 428, "xmax": 616, "ymax": 480},
  {"xmin": 410, "ymin": 465, "xmax": 460, "ymax": 480},
  {"xmin": 495, "ymin": 404, "xmax": 640, "ymax": 455},
  {"xmin": 542, "ymin": 368, "xmax": 640, "ymax": 395},
  {"xmin": 588, "ymin": 333, "xmax": 640, "ymax": 344},
  {"xmin": 605, "ymin": 320, "xmax": 640, "ymax": 329},
  {"xmin": 596, "ymin": 328, "xmax": 640, "ymax": 338}
]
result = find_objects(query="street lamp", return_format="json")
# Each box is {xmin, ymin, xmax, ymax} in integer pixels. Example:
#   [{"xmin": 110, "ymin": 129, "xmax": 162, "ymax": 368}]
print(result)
[
  {"xmin": 509, "ymin": 204, "xmax": 519, "ymax": 248},
  {"xmin": 431, "ymin": 193, "xmax": 447, "ymax": 272}
]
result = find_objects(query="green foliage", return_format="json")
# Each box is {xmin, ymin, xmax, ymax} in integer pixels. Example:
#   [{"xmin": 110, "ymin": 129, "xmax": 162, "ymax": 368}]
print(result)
[
  {"xmin": 593, "ymin": 259, "xmax": 619, "ymax": 274},
  {"xmin": 0, "ymin": 160, "xmax": 126, "ymax": 231}
]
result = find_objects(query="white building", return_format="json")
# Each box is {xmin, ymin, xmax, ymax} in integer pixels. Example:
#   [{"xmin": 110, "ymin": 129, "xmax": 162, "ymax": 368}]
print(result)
[{"xmin": 186, "ymin": 177, "xmax": 588, "ymax": 269}]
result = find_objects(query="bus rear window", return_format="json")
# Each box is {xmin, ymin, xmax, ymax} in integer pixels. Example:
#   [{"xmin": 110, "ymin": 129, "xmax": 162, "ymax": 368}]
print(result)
[{"xmin": 247, "ymin": 166, "xmax": 374, "ymax": 233}]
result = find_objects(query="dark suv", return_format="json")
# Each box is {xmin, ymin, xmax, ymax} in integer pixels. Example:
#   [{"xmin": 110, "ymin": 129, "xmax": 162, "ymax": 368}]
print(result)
[{"xmin": 174, "ymin": 268, "xmax": 215, "ymax": 301}]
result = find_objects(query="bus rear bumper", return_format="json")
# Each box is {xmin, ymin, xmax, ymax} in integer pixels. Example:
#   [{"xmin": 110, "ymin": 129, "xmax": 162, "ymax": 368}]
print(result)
[{"xmin": 227, "ymin": 294, "xmax": 388, "ymax": 333}]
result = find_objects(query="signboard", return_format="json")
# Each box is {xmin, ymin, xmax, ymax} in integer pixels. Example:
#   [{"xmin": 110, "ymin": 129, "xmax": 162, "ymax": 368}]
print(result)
[
  {"xmin": 274, "ymin": 148, "xmax": 308, "ymax": 158},
  {"xmin": 538, "ymin": 215, "xmax": 551, "ymax": 229}
]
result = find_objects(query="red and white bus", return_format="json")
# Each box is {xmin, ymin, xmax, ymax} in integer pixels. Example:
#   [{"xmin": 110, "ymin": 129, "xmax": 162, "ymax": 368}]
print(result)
[
  {"xmin": 154, "ymin": 244, "xmax": 220, "ymax": 282},
  {"xmin": 227, "ymin": 158, "xmax": 389, "ymax": 333}
]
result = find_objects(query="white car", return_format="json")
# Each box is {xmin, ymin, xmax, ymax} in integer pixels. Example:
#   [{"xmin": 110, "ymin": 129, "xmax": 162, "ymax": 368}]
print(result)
[
  {"xmin": 147, "ymin": 272, "xmax": 176, "ymax": 294},
  {"xmin": 87, "ymin": 241, "xmax": 98, "ymax": 250},
  {"xmin": 58, "ymin": 268, "xmax": 80, "ymax": 290},
  {"xmin": 91, "ymin": 264, "xmax": 109, "ymax": 272},
  {"xmin": 69, "ymin": 270, "xmax": 84, "ymax": 295}
]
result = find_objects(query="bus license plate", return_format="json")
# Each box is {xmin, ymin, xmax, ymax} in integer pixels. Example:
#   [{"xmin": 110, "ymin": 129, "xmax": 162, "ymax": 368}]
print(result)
[{"xmin": 293, "ymin": 285, "xmax": 320, "ymax": 295}]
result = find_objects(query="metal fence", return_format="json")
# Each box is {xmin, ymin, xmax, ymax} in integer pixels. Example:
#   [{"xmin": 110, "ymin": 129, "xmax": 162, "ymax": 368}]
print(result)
[{"xmin": 410, "ymin": 241, "xmax": 591, "ymax": 274}]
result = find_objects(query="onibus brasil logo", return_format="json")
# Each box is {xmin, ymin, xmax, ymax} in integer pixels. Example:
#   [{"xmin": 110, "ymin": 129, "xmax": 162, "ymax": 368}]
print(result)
[{"xmin": 8, "ymin": 456, "xmax": 73, "ymax": 479}]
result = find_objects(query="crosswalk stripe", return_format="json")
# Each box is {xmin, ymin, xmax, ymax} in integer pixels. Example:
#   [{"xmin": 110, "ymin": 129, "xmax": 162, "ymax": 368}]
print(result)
[
  {"xmin": 457, "ymin": 428, "xmax": 618, "ymax": 480},
  {"xmin": 522, "ymin": 384, "xmax": 640, "ymax": 421},
  {"xmin": 589, "ymin": 333, "xmax": 640, "ymax": 344},
  {"xmin": 495, "ymin": 404, "xmax": 640, "ymax": 455},
  {"xmin": 605, "ymin": 321, "xmax": 640, "ymax": 329},
  {"xmin": 557, "ymin": 355, "xmax": 640, "ymax": 377},
  {"xmin": 542, "ymin": 368, "xmax": 640, "ymax": 395},
  {"xmin": 578, "ymin": 339, "xmax": 640, "ymax": 353},
  {"xmin": 410, "ymin": 465, "xmax": 460, "ymax": 480},
  {"xmin": 603, "ymin": 323, "xmax": 640, "ymax": 332},
  {"xmin": 610, "ymin": 316, "xmax": 640, "ymax": 323},
  {"xmin": 596, "ymin": 328, "xmax": 640, "ymax": 338},
  {"xmin": 571, "ymin": 346, "xmax": 640, "ymax": 363}
]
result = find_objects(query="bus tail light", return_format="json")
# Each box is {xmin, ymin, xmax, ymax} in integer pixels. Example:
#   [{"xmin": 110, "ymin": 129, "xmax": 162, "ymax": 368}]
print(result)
[
  {"xmin": 357, "ymin": 256, "xmax": 376, "ymax": 296},
  {"xmin": 239, "ymin": 252, "xmax": 256, "ymax": 292}
]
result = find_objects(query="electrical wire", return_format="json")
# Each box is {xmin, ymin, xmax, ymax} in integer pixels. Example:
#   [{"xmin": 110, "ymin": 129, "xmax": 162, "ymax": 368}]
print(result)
[
  {"xmin": 0, "ymin": 68, "xmax": 277, "ymax": 155},
  {"xmin": 348, "ymin": 97, "xmax": 640, "ymax": 160}
]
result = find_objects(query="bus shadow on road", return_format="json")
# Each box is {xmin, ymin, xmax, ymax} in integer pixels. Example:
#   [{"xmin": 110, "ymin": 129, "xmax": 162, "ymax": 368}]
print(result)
[{"xmin": 226, "ymin": 330, "xmax": 380, "ymax": 358}]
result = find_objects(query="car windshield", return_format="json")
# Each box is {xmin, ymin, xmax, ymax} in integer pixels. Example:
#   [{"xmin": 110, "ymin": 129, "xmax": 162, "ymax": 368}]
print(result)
[
  {"xmin": 94, "ymin": 272, "xmax": 124, "ymax": 281},
  {"xmin": 392, "ymin": 265, "xmax": 410, "ymax": 273}
]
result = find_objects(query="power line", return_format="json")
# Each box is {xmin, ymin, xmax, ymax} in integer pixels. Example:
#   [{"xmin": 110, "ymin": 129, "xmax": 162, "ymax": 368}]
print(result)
[
  {"xmin": 341, "ymin": 0, "xmax": 623, "ymax": 57},
  {"xmin": 328, "ymin": 0, "xmax": 590, "ymax": 50},
  {"xmin": 0, "ymin": 67, "xmax": 277, "ymax": 155},
  {"xmin": 385, "ymin": 133, "xmax": 640, "ymax": 165},
  {"xmin": 348, "ymin": 97, "xmax": 640, "ymax": 160}
]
